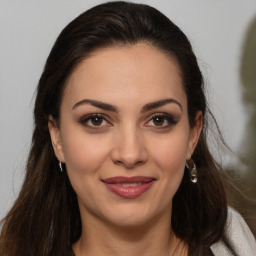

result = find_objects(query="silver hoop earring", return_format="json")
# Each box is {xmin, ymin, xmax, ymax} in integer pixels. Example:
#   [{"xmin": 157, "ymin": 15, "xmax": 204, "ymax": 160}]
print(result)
[
  {"xmin": 59, "ymin": 161, "xmax": 63, "ymax": 172},
  {"xmin": 186, "ymin": 158, "xmax": 198, "ymax": 183}
]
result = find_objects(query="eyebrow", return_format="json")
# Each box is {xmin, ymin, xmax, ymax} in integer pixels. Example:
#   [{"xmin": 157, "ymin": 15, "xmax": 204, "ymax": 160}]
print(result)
[
  {"xmin": 72, "ymin": 99, "xmax": 118, "ymax": 112},
  {"xmin": 141, "ymin": 99, "xmax": 182, "ymax": 112},
  {"xmin": 72, "ymin": 98, "xmax": 182, "ymax": 112}
]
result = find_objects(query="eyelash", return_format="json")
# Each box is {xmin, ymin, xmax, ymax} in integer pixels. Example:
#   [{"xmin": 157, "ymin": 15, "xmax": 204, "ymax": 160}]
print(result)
[
  {"xmin": 145, "ymin": 113, "xmax": 178, "ymax": 128},
  {"xmin": 79, "ymin": 114, "xmax": 110, "ymax": 128},
  {"xmin": 79, "ymin": 113, "xmax": 178, "ymax": 129}
]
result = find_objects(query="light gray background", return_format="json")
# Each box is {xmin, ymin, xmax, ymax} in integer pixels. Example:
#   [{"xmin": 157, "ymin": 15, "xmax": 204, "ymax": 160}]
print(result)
[{"xmin": 1, "ymin": 0, "xmax": 255, "ymax": 219}]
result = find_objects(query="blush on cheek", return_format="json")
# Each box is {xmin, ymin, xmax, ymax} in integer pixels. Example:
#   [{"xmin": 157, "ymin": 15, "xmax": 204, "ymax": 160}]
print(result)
[
  {"xmin": 154, "ymin": 146, "xmax": 187, "ymax": 195},
  {"xmin": 65, "ymin": 151, "xmax": 103, "ymax": 176},
  {"xmin": 152, "ymin": 144, "xmax": 187, "ymax": 171}
]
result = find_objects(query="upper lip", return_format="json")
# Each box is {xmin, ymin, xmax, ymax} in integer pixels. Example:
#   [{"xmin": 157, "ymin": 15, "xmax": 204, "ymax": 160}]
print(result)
[{"xmin": 102, "ymin": 176, "xmax": 156, "ymax": 184}]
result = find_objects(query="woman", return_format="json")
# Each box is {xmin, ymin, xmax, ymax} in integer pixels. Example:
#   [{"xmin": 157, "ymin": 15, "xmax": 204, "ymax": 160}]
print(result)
[{"xmin": 0, "ymin": 2, "xmax": 255, "ymax": 256}]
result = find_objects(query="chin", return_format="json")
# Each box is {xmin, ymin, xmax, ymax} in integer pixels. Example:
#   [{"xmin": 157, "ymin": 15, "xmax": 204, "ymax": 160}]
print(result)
[
  {"xmin": 101, "ymin": 203, "xmax": 168, "ymax": 229},
  {"xmin": 108, "ymin": 216, "xmax": 153, "ymax": 228}
]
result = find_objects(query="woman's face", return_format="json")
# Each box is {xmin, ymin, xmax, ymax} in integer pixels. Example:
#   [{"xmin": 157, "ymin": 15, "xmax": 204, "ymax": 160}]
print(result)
[{"xmin": 49, "ymin": 43, "xmax": 202, "ymax": 227}]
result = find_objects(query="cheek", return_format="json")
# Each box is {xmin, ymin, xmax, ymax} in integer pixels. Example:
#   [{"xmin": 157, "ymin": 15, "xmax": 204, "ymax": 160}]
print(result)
[
  {"xmin": 61, "ymin": 133, "xmax": 112, "ymax": 209},
  {"xmin": 150, "ymin": 132, "xmax": 189, "ymax": 168},
  {"xmin": 147, "ymin": 132, "xmax": 189, "ymax": 190},
  {"xmin": 61, "ymin": 131, "xmax": 111, "ymax": 177},
  {"xmin": 160, "ymin": 144, "xmax": 187, "ymax": 173}
]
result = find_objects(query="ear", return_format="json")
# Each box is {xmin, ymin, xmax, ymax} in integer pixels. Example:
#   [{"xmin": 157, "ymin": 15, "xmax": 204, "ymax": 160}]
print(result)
[
  {"xmin": 187, "ymin": 111, "xmax": 203, "ymax": 159},
  {"xmin": 48, "ymin": 116, "xmax": 65, "ymax": 163}
]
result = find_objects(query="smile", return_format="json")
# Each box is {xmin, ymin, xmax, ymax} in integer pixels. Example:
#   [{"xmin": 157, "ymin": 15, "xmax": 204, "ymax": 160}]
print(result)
[{"xmin": 101, "ymin": 176, "xmax": 156, "ymax": 198}]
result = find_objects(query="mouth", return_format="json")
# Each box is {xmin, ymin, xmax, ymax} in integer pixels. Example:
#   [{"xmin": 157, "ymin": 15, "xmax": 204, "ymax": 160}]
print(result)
[{"xmin": 101, "ymin": 176, "xmax": 156, "ymax": 199}]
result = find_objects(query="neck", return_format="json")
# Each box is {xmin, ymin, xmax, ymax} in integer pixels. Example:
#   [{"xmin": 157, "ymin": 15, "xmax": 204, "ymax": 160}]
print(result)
[{"xmin": 73, "ymin": 208, "xmax": 187, "ymax": 256}]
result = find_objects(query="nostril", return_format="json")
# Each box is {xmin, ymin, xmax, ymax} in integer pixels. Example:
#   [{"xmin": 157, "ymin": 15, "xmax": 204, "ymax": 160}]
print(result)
[
  {"xmin": 110, "ymin": 133, "xmax": 148, "ymax": 168},
  {"xmin": 113, "ymin": 158, "xmax": 146, "ymax": 169}
]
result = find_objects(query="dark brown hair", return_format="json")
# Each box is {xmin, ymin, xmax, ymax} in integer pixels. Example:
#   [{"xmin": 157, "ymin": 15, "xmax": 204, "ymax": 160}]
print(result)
[{"xmin": 0, "ymin": 2, "xmax": 236, "ymax": 255}]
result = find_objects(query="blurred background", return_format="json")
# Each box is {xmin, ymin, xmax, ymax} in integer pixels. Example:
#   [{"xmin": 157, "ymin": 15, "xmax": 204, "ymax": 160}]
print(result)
[
  {"xmin": 227, "ymin": 15, "xmax": 256, "ymax": 236},
  {"xmin": 0, "ymin": 0, "xmax": 255, "ymax": 236}
]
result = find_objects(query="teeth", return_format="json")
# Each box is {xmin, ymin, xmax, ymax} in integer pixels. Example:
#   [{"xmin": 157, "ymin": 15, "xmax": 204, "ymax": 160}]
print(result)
[{"xmin": 117, "ymin": 183, "xmax": 142, "ymax": 187}]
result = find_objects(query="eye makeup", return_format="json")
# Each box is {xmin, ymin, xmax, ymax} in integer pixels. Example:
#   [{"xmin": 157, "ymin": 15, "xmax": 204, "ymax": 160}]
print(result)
[
  {"xmin": 74, "ymin": 98, "xmax": 182, "ymax": 132},
  {"xmin": 146, "ymin": 113, "xmax": 179, "ymax": 128},
  {"xmin": 79, "ymin": 113, "xmax": 112, "ymax": 129}
]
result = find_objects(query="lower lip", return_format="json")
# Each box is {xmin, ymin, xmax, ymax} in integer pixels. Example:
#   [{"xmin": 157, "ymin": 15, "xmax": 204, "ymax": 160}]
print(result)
[{"xmin": 103, "ymin": 181, "xmax": 155, "ymax": 198}]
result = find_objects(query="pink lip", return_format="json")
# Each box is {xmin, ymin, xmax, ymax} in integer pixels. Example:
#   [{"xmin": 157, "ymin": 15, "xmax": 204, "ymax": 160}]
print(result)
[{"xmin": 102, "ymin": 176, "xmax": 156, "ymax": 199}]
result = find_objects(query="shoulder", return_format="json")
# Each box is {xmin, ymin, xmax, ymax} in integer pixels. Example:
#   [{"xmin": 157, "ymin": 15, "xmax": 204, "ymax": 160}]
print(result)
[{"xmin": 211, "ymin": 207, "xmax": 256, "ymax": 255}]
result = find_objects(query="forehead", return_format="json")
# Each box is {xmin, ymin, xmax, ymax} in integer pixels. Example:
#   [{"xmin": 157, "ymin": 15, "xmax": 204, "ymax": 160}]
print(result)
[{"xmin": 63, "ymin": 43, "xmax": 186, "ymax": 108}]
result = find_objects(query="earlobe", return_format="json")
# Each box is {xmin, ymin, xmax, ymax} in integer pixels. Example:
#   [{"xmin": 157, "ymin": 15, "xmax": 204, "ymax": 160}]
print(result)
[
  {"xmin": 187, "ymin": 111, "xmax": 203, "ymax": 158},
  {"xmin": 48, "ymin": 116, "xmax": 65, "ymax": 162}
]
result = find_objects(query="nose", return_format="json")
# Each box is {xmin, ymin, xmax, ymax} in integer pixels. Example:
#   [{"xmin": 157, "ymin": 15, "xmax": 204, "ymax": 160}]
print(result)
[{"xmin": 111, "ymin": 126, "xmax": 148, "ymax": 169}]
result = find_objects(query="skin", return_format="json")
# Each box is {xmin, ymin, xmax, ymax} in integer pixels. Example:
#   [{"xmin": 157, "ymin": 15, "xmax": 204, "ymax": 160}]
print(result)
[{"xmin": 49, "ymin": 43, "xmax": 202, "ymax": 256}]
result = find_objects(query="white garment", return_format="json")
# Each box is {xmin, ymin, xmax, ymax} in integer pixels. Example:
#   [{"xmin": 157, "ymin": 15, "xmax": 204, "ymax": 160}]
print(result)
[{"xmin": 210, "ymin": 208, "xmax": 256, "ymax": 255}]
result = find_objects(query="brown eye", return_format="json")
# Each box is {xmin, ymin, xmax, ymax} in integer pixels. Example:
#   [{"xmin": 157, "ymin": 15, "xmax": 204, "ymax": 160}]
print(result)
[
  {"xmin": 80, "ymin": 114, "xmax": 110, "ymax": 128},
  {"xmin": 152, "ymin": 116, "xmax": 165, "ymax": 126},
  {"xmin": 90, "ymin": 116, "xmax": 103, "ymax": 126},
  {"xmin": 145, "ymin": 114, "xmax": 178, "ymax": 128}
]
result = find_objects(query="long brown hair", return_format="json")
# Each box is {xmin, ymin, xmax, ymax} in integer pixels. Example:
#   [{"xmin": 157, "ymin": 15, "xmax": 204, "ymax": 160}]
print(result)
[{"xmin": 0, "ymin": 2, "xmax": 236, "ymax": 255}]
